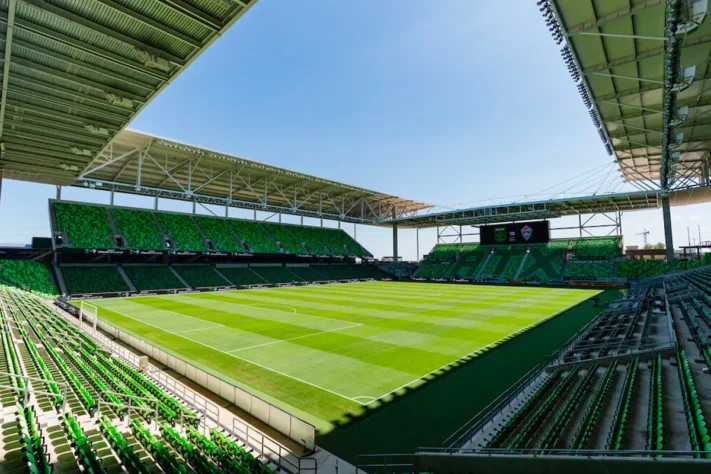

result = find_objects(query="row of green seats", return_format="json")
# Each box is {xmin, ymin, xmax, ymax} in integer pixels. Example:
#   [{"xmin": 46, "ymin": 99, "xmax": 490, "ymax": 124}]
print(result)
[
  {"xmin": 414, "ymin": 262, "xmax": 451, "ymax": 279},
  {"xmin": 564, "ymin": 262, "xmax": 614, "ymax": 280},
  {"xmin": 647, "ymin": 355, "xmax": 663, "ymax": 452},
  {"xmin": 174, "ymin": 266, "xmax": 230, "ymax": 287},
  {"xmin": 261, "ymin": 222, "xmax": 304, "ymax": 254},
  {"xmin": 229, "ymin": 219, "xmax": 281, "ymax": 254},
  {"xmin": 55, "ymin": 202, "xmax": 114, "ymax": 249},
  {"xmin": 677, "ymin": 351, "xmax": 711, "ymax": 457},
  {"xmin": 0, "ymin": 259, "xmax": 58, "ymax": 296},
  {"xmin": 218, "ymin": 267, "xmax": 267, "ymax": 286},
  {"xmin": 111, "ymin": 208, "xmax": 164, "ymax": 250},
  {"xmin": 194, "ymin": 216, "xmax": 245, "ymax": 252},
  {"xmin": 571, "ymin": 237, "xmax": 621, "ymax": 260},
  {"xmin": 123, "ymin": 266, "xmax": 185, "ymax": 291},
  {"xmin": 62, "ymin": 266, "xmax": 129, "ymax": 294},
  {"xmin": 251, "ymin": 266, "xmax": 300, "ymax": 283},
  {"xmin": 571, "ymin": 362, "xmax": 618, "ymax": 450},
  {"xmin": 157, "ymin": 212, "xmax": 206, "ymax": 252}
]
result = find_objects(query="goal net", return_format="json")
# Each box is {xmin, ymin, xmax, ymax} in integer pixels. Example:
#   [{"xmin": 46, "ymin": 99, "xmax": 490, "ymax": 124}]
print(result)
[{"xmin": 79, "ymin": 301, "xmax": 99, "ymax": 331}]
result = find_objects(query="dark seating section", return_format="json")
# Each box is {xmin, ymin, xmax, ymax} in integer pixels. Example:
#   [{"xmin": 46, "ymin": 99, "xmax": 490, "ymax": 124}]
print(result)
[
  {"xmin": 174, "ymin": 265, "xmax": 230, "ymax": 287},
  {"xmin": 194, "ymin": 216, "xmax": 245, "ymax": 252},
  {"xmin": 217, "ymin": 266, "xmax": 267, "ymax": 286},
  {"xmin": 122, "ymin": 266, "xmax": 185, "ymax": 291},
  {"xmin": 62, "ymin": 266, "xmax": 129, "ymax": 295},
  {"xmin": 0, "ymin": 286, "xmax": 277, "ymax": 474}
]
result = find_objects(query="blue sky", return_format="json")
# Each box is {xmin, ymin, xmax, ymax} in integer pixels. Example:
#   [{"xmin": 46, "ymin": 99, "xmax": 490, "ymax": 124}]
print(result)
[{"xmin": 0, "ymin": 1, "xmax": 707, "ymax": 258}]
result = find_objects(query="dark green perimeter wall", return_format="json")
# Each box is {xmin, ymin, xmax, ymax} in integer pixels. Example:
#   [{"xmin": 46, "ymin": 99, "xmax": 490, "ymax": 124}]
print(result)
[{"xmin": 318, "ymin": 289, "xmax": 623, "ymax": 464}]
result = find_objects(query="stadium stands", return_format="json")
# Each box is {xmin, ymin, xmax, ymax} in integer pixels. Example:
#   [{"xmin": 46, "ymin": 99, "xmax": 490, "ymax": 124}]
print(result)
[
  {"xmin": 286, "ymin": 225, "xmax": 332, "ymax": 255},
  {"xmin": 0, "ymin": 260, "xmax": 58, "ymax": 296},
  {"xmin": 229, "ymin": 219, "xmax": 282, "ymax": 254},
  {"xmin": 517, "ymin": 239, "xmax": 568, "ymax": 282},
  {"xmin": 314, "ymin": 264, "xmax": 387, "ymax": 280},
  {"xmin": 318, "ymin": 227, "xmax": 371, "ymax": 257},
  {"xmin": 174, "ymin": 265, "xmax": 230, "ymax": 287},
  {"xmin": 570, "ymin": 237, "xmax": 621, "ymax": 260},
  {"xmin": 111, "ymin": 207, "xmax": 164, "ymax": 250},
  {"xmin": 0, "ymin": 285, "xmax": 277, "ymax": 474},
  {"xmin": 260, "ymin": 222, "xmax": 305, "ymax": 254},
  {"xmin": 156, "ymin": 213, "xmax": 206, "ymax": 252},
  {"xmin": 194, "ymin": 216, "xmax": 245, "ymax": 252},
  {"xmin": 251, "ymin": 266, "xmax": 301, "ymax": 284},
  {"xmin": 61, "ymin": 266, "xmax": 129, "ymax": 295},
  {"xmin": 564, "ymin": 261, "xmax": 615, "ymax": 280},
  {"xmin": 287, "ymin": 265, "xmax": 328, "ymax": 281},
  {"xmin": 217, "ymin": 267, "xmax": 267, "ymax": 286},
  {"xmin": 54, "ymin": 202, "xmax": 114, "ymax": 249},
  {"xmin": 123, "ymin": 266, "xmax": 186, "ymax": 291}
]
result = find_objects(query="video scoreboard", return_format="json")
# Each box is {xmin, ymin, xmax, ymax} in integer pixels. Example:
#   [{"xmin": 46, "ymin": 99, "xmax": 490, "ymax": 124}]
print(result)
[{"xmin": 481, "ymin": 220, "xmax": 550, "ymax": 245}]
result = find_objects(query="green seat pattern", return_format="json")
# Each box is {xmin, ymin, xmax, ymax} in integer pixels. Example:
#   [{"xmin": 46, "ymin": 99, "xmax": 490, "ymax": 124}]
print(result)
[
  {"xmin": 174, "ymin": 266, "xmax": 230, "ymax": 287},
  {"xmin": 62, "ymin": 266, "xmax": 129, "ymax": 294},
  {"xmin": 111, "ymin": 208, "xmax": 164, "ymax": 250},
  {"xmin": 123, "ymin": 266, "xmax": 185, "ymax": 290},
  {"xmin": 229, "ymin": 219, "xmax": 281, "ymax": 254},
  {"xmin": 54, "ymin": 202, "xmax": 114, "ymax": 249},
  {"xmin": 157, "ymin": 213, "xmax": 206, "ymax": 252},
  {"xmin": 260, "ymin": 222, "xmax": 304, "ymax": 254},
  {"xmin": 251, "ymin": 266, "xmax": 301, "ymax": 283},
  {"xmin": 194, "ymin": 216, "xmax": 245, "ymax": 252},
  {"xmin": 218, "ymin": 267, "xmax": 267, "ymax": 286},
  {"xmin": 571, "ymin": 237, "xmax": 621, "ymax": 260},
  {"xmin": 0, "ymin": 260, "xmax": 58, "ymax": 296},
  {"xmin": 565, "ymin": 262, "xmax": 614, "ymax": 280}
]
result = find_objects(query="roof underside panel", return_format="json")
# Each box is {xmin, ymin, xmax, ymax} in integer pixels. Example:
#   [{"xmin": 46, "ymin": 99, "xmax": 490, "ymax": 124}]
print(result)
[
  {"xmin": 554, "ymin": 0, "xmax": 711, "ymax": 189},
  {"xmin": 0, "ymin": 0, "xmax": 258, "ymax": 185}
]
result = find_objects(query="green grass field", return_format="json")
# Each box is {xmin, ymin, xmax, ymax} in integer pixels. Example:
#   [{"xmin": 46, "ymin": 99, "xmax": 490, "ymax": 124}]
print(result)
[{"xmin": 85, "ymin": 281, "xmax": 598, "ymax": 431}]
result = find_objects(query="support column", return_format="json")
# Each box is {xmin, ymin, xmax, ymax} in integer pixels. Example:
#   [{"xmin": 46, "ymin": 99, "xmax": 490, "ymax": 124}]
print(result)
[
  {"xmin": 154, "ymin": 195, "xmax": 158, "ymax": 210},
  {"xmin": 0, "ymin": 170, "xmax": 3, "ymax": 208},
  {"xmin": 300, "ymin": 216, "xmax": 303, "ymax": 226},
  {"xmin": 338, "ymin": 220, "xmax": 341, "ymax": 229},
  {"xmin": 225, "ymin": 205, "xmax": 228, "ymax": 217},
  {"xmin": 278, "ymin": 213, "xmax": 282, "ymax": 223},
  {"xmin": 192, "ymin": 200, "xmax": 196, "ymax": 214},
  {"xmin": 354, "ymin": 222, "xmax": 357, "ymax": 240},
  {"xmin": 109, "ymin": 189, "xmax": 114, "ymax": 206},
  {"xmin": 253, "ymin": 209, "xmax": 257, "ymax": 220},
  {"xmin": 662, "ymin": 194, "xmax": 674, "ymax": 262},
  {"xmin": 416, "ymin": 228, "xmax": 420, "ymax": 261},
  {"xmin": 56, "ymin": 185, "xmax": 61, "ymax": 200},
  {"xmin": 392, "ymin": 224, "xmax": 399, "ymax": 262}
]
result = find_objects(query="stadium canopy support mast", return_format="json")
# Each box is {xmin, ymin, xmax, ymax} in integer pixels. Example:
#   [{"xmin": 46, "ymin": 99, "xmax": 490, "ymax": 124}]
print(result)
[
  {"xmin": 550, "ymin": 212, "xmax": 622, "ymax": 238},
  {"xmin": 436, "ymin": 225, "xmax": 478, "ymax": 244},
  {"xmin": 662, "ymin": 194, "xmax": 674, "ymax": 262},
  {"xmin": 392, "ymin": 224, "xmax": 399, "ymax": 262}
]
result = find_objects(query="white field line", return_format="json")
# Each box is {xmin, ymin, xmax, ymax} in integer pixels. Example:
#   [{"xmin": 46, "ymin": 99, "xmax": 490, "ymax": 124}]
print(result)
[
  {"xmin": 228, "ymin": 323, "xmax": 364, "ymax": 353},
  {"xmin": 362, "ymin": 298, "xmax": 593, "ymax": 406},
  {"xmin": 103, "ymin": 307, "xmax": 368, "ymax": 406},
  {"xmin": 175, "ymin": 325, "xmax": 225, "ymax": 334},
  {"xmin": 359, "ymin": 291, "xmax": 442, "ymax": 298},
  {"xmin": 195, "ymin": 295, "xmax": 358, "ymax": 325},
  {"xmin": 99, "ymin": 302, "xmax": 225, "ymax": 330}
]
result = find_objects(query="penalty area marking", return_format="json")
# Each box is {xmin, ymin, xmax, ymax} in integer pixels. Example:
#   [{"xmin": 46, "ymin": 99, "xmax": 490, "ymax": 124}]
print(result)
[{"xmin": 103, "ymin": 307, "xmax": 370, "ymax": 406}]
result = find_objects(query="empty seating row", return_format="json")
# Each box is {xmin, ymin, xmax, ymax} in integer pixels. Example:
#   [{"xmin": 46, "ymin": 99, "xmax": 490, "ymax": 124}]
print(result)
[
  {"xmin": 606, "ymin": 359, "xmax": 638, "ymax": 450},
  {"xmin": 571, "ymin": 361, "xmax": 618, "ymax": 450},
  {"xmin": 62, "ymin": 265, "xmax": 129, "ymax": 294},
  {"xmin": 0, "ymin": 260, "xmax": 58, "ymax": 296},
  {"xmin": 647, "ymin": 355, "xmax": 663, "ymax": 452},
  {"xmin": 677, "ymin": 351, "xmax": 711, "ymax": 457}
]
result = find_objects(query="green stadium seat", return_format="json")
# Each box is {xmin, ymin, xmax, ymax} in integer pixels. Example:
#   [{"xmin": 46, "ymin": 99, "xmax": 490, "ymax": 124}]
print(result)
[
  {"xmin": 157, "ymin": 213, "xmax": 207, "ymax": 252},
  {"xmin": 0, "ymin": 260, "xmax": 58, "ymax": 296},
  {"xmin": 62, "ymin": 266, "xmax": 129, "ymax": 295},
  {"xmin": 174, "ymin": 266, "xmax": 230, "ymax": 287},
  {"xmin": 194, "ymin": 216, "xmax": 246, "ymax": 252},
  {"xmin": 54, "ymin": 202, "xmax": 114, "ymax": 249},
  {"xmin": 217, "ymin": 267, "xmax": 267, "ymax": 286},
  {"xmin": 260, "ymin": 222, "xmax": 305, "ymax": 254},
  {"xmin": 123, "ymin": 265, "xmax": 186, "ymax": 290},
  {"xmin": 111, "ymin": 208, "xmax": 164, "ymax": 250},
  {"xmin": 229, "ymin": 219, "xmax": 281, "ymax": 254}
]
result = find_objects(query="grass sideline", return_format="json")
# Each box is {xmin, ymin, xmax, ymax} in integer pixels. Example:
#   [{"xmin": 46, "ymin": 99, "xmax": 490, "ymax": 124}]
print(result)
[{"xmin": 81, "ymin": 282, "xmax": 599, "ymax": 432}]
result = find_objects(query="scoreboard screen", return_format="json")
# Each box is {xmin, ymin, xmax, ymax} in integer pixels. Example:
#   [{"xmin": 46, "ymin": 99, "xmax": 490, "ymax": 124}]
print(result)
[{"xmin": 480, "ymin": 221, "xmax": 550, "ymax": 246}]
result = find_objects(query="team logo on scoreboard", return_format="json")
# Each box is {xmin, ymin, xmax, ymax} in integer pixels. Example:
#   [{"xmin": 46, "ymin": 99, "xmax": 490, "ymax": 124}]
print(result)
[
  {"xmin": 494, "ymin": 227, "xmax": 506, "ymax": 243},
  {"xmin": 521, "ymin": 225, "xmax": 533, "ymax": 241}
]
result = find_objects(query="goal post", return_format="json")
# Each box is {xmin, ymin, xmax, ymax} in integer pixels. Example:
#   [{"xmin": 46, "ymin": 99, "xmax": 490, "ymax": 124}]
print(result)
[{"xmin": 79, "ymin": 301, "xmax": 99, "ymax": 331}]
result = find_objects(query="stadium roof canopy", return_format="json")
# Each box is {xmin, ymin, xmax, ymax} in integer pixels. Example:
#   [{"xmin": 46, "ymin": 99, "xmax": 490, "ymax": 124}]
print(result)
[
  {"xmin": 0, "ymin": 0, "xmax": 258, "ymax": 185},
  {"xmin": 76, "ymin": 129, "xmax": 431, "ymax": 224},
  {"xmin": 385, "ymin": 185, "xmax": 711, "ymax": 228},
  {"xmin": 551, "ymin": 0, "xmax": 711, "ymax": 190}
]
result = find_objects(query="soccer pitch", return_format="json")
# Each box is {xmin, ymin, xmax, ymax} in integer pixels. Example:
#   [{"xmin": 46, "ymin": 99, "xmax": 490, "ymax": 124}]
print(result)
[{"xmin": 86, "ymin": 282, "xmax": 598, "ymax": 427}]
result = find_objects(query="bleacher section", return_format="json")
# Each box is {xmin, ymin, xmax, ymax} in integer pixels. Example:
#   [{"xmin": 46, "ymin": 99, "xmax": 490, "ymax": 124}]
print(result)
[
  {"xmin": 111, "ymin": 207, "xmax": 164, "ymax": 250},
  {"xmin": 174, "ymin": 265, "xmax": 230, "ymax": 288},
  {"xmin": 156, "ymin": 212, "xmax": 206, "ymax": 252},
  {"xmin": 564, "ymin": 261, "xmax": 615, "ymax": 280},
  {"xmin": 51, "ymin": 202, "xmax": 376, "ymax": 258},
  {"xmin": 61, "ymin": 266, "xmax": 129, "ymax": 295},
  {"xmin": 251, "ymin": 266, "xmax": 301, "ymax": 283},
  {"xmin": 570, "ymin": 237, "xmax": 621, "ymax": 260},
  {"xmin": 447, "ymin": 270, "xmax": 711, "ymax": 465},
  {"xmin": 0, "ymin": 260, "xmax": 58, "ymax": 296},
  {"xmin": 260, "ymin": 222, "xmax": 305, "ymax": 254},
  {"xmin": 54, "ymin": 202, "xmax": 114, "ymax": 249},
  {"xmin": 122, "ymin": 266, "xmax": 186, "ymax": 291},
  {"xmin": 194, "ymin": 216, "xmax": 245, "ymax": 252},
  {"xmin": 517, "ymin": 239, "xmax": 568, "ymax": 282},
  {"xmin": 217, "ymin": 267, "xmax": 267, "ymax": 286},
  {"xmin": 0, "ymin": 285, "xmax": 278, "ymax": 474}
]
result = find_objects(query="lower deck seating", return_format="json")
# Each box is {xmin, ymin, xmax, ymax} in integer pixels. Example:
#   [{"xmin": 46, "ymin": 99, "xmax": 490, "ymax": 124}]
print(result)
[
  {"xmin": 314, "ymin": 264, "xmax": 386, "ymax": 280},
  {"xmin": 0, "ymin": 285, "xmax": 277, "ymax": 474},
  {"xmin": 251, "ymin": 266, "xmax": 301, "ymax": 283},
  {"xmin": 217, "ymin": 267, "xmax": 267, "ymax": 286},
  {"xmin": 564, "ymin": 262, "xmax": 615, "ymax": 280},
  {"xmin": 123, "ymin": 266, "xmax": 185, "ymax": 290},
  {"xmin": 174, "ymin": 266, "xmax": 230, "ymax": 287},
  {"xmin": 62, "ymin": 266, "xmax": 129, "ymax": 294},
  {"xmin": 0, "ymin": 260, "xmax": 58, "ymax": 296},
  {"xmin": 414, "ymin": 262, "xmax": 452, "ymax": 279},
  {"xmin": 287, "ymin": 266, "xmax": 328, "ymax": 281}
]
